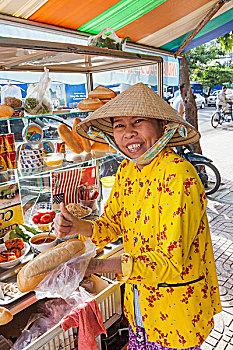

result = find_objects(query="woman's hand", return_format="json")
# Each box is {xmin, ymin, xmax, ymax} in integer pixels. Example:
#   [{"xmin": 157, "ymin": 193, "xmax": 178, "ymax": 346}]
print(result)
[
  {"xmin": 53, "ymin": 203, "xmax": 80, "ymax": 238},
  {"xmin": 53, "ymin": 203, "xmax": 94, "ymax": 239}
]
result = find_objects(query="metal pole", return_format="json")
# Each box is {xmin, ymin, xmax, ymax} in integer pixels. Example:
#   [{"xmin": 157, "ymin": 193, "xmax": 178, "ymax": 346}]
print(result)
[
  {"xmin": 86, "ymin": 72, "xmax": 93, "ymax": 94},
  {"xmin": 157, "ymin": 61, "xmax": 163, "ymax": 98}
]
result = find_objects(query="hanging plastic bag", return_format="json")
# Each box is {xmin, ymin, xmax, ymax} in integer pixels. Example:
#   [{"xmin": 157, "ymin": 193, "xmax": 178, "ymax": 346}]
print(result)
[
  {"xmin": 88, "ymin": 27, "xmax": 130, "ymax": 51},
  {"xmin": 24, "ymin": 68, "xmax": 53, "ymax": 115},
  {"xmin": 1, "ymin": 83, "xmax": 22, "ymax": 108},
  {"xmin": 35, "ymin": 238, "xmax": 96, "ymax": 300}
]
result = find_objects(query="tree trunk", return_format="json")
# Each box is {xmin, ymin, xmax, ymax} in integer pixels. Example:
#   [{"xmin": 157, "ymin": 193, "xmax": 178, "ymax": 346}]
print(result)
[{"xmin": 179, "ymin": 55, "xmax": 202, "ymax": 154}]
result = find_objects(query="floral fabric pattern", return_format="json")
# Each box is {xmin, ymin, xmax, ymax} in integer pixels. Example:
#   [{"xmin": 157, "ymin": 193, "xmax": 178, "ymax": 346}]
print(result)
[
  {"xmin": 128, "ymin": 324, "xmax": 201, "ymax": 350},
  {"xmin": 92, "ymin": 147, "xmax": 222, "ymax": 348}
]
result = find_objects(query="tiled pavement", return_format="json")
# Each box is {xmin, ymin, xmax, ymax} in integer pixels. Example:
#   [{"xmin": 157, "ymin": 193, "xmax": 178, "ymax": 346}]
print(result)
[{"xmin": 201, "ymin": 201, "xmax": 233, "ymax": 349}]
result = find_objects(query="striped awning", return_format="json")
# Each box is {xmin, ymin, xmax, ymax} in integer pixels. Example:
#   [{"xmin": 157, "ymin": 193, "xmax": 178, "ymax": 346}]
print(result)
[{"xmin": 0, "ymin": 0, "xmax": 232, "ymax": 53}]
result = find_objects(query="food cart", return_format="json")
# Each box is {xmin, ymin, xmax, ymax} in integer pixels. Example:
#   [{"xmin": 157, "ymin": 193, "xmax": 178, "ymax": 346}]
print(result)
[{"xmin": 0, "ymin": 33, "xmax": 175, "ymax": 349}]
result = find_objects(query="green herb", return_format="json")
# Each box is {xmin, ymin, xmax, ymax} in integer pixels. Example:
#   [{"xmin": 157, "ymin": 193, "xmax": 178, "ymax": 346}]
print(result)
[
  {"xmin": 24, "ymin": 97, "xmax": 52, "ymax": 115},
  {"xmin": 92, "ymin": 36, "xmax": 131, "ymax": 50}
]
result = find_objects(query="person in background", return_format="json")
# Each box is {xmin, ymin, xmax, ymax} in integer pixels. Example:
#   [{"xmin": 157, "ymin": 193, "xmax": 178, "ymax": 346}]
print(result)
[
  {"xmin": 171, "ymin": 84, "xmax": 184, "ymax": 117},
  {"xmin": 216, "ymin": 86, "xmax": 230, "ymax": 113},
  {"xmin": 54, "ymin": 83, "xmax": 222, "ymax": 350},
  {"xmin": 171, "ymin": 84, "xmax": 185, "ymax": 154}
]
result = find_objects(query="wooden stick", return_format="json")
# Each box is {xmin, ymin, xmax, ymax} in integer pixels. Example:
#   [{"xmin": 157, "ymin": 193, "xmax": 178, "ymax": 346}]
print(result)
[{"xmin": 174, "ymin": 0, "xmax": 230, "ymax": 58}]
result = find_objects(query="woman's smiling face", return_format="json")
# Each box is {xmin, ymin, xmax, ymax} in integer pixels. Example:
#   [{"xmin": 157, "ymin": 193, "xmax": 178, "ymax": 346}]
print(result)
[{"xmin": 113, "ymin": 116, "xmax": 163, "ymax": 165}]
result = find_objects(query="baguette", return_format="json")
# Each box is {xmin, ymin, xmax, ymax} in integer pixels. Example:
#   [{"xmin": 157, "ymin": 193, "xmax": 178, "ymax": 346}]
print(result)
[
  {"xmin": 0, "ymin": 306, "xmax": 13, "ymax": 325},
  {"xmin": 58, "ymin": 124, "xmax": 83, "ymax": 154},
  {"xmin": 23, "ymin": 239, "xmax": 85, "ymax": 279},
  {"xmin": 72, "ymin": 118, "xmax": 91, "ymax": 153},
  {"xmin": 91, "ymin": 141, "xmax": 117, "ymax": 154},
  {"xmin": 88, "ymin": 85, "xmax": 117, "ymax": 99},
  {"xmin": 101, "ymin": 99, "xmax": 112, "ymax": 104},
  {"xmin": 17, "ymin": 265, "xmax": 49, "ymax": 293},
  {"xmin": 78, "ymin": 98, "xmax": 104, "ymax": 111}
]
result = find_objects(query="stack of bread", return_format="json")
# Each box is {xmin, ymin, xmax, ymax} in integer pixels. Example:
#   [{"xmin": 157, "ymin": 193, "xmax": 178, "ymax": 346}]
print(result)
[{"xmin": 78, "ymin": 85, "xmax": 117, "ymax": 111}]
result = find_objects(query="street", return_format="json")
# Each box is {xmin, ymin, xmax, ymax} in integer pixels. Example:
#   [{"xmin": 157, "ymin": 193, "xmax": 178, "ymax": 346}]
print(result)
[{"xmin": 197, "ymin": 106, "xmax": 233, "ymax": 182}]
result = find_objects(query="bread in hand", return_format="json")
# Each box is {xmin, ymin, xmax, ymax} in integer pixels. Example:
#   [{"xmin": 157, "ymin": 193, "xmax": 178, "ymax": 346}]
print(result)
[
  {"xmin": 17, "ymin": 264, "xmax": 49, "ymax": 293},
  {"xmin": 23, "ymin": 239, "xmax": 85, "ymax": 279},
  {"xmin": 0, "ymin": 306, "xmax": 13, "ymax": 325}
]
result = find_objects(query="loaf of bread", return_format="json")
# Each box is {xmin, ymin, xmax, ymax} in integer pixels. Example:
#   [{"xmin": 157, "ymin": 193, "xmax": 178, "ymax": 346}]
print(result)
[
  {"xmin": 0, "ymin": 104, "xmax": 14, "ymax": 119},
  {"xmin": 17, "ymin": 239, "xmax": 85, "ymax": 292},
  {"xmin": 88, "ymin": 85, "xmax": 117, "ymax": 99},
  {"xmin": 17, "ymin": 265, "xmax": 49, "ymax": 293},
  {"xmin": 0, "ymin": 306, "xmax": 13, "ymax": 325},
  {"xmin": 72, "ymin": 118, "xmax": 91, "ymax": 153},
  {"xmin": 78, "ymin": 98, "xmax": 104, "ymax": 111},
  {"xmin": 91, "ymin": 141, "xmax": 117, "ymax": 154},
  {"xmin": 24, "ymin": 239, "xmax": 85, "ymax": 279},
  {"xmin": 101, "ymin": 99, "xmax": 112, "ymax": 104},
  {"xmin": 58, "ymin": 124, "xmax": 83, "ymax": 154}
]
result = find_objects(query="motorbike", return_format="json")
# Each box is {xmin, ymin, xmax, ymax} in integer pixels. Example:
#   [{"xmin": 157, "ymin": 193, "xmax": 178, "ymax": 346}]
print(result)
[{"xmin": 177, "ymin": 145, "xmax": 221, "ymax": 196}]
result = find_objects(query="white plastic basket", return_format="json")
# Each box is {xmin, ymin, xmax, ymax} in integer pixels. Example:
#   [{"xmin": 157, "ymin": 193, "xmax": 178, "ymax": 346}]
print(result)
[{"xmin": 22, "ymin": 275, "xmax": 122, "ymax": 350}]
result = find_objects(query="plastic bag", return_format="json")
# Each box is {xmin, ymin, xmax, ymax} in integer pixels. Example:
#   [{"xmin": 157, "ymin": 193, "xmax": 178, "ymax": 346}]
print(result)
[
  {"xmin": 88, "ymin": 27, "xmax": 129, "ymax": 51},
  {"xmin": 24, "ymin": 68, "xmax": 53, "ymax": 115},
  {"xmin": 11, "ymin": 316, "xmax": 55, "ymax": 350},
  {"xmin": 35, "ymin": 238, "xmax": 96, "ymax": 300},
  {"xmin": 43, "ymin": 298, "xmax": 77, "ymax": 324},
  {"xmin": 1, "ymin": 83, "xmax": 22, "ymax": 108}
]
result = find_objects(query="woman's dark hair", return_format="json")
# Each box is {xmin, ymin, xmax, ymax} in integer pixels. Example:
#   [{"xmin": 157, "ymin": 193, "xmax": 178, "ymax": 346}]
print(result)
[{"xmin": 110, "ymin": 117, "xmax": 114, "ymax": 124}]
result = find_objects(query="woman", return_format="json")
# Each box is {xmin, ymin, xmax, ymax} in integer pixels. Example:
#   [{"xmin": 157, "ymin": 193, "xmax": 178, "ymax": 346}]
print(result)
[{"xmin": 54, "ymin": 83, "xmax": 222, "ymax": 350}]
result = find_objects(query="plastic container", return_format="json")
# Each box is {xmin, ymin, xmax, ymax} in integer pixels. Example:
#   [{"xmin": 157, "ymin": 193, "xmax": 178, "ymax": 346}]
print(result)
[
  {"xmin": 79, "ymin": 198, "xmax": 98, "ymax": 211},
  {"xmin": 14, "ymin": 275, "xmax": 122, "ymax": 350},
  {"xmin": 43, "ymin": 153, "xmax": 64, "ymax": 167},
  {"xmin": 101, "ymin": 176, "xmax": 115, "ymax": 201}
]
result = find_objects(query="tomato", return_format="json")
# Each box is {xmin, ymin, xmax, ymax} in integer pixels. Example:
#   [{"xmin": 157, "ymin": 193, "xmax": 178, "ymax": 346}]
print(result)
[
  {"xmin": 48, "ymin": 211, "xmax": 56, "ymax": 220},
  {"xmin": 37, "ymin": 210, "xmax": 48, "ymax": 218},
  {"xmin": 40, "ymin": 213, "xmax": 52, "ymax": 224},
  {"xmin": 32, "ymin": 213, "xmax": 41, "ymax": 224}
]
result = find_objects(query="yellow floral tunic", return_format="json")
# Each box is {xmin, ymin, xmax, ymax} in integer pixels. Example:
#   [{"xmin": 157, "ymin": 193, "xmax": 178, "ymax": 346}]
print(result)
[{"xmin": 92, "ymin": 147, "xmax": 222, "ymax": 348}]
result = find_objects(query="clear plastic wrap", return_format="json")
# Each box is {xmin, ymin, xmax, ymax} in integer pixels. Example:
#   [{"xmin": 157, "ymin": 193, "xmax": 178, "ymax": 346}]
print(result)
[
  {"xmin": 35, "ymin": 239, "xmax": 96, "ymax": 300},
  {"xmin": 11, "ymin": 316, "xmax": 55, "ymax": 350},
  {"xmin": 24, "ymin": 68, "xmax": 53, "ymax": 115},
  {"xmin": 1, "ymin": 83, "xmax": 22, "ymax": 108}
]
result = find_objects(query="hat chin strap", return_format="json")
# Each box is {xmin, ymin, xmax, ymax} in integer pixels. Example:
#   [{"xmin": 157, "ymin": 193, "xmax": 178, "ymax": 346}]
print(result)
[{"xmin": 87, "ymin": 122, "xmax": 187, "ymax": 165}]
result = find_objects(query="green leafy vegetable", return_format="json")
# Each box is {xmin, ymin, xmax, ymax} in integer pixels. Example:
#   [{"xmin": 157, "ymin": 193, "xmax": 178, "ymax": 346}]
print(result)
[
  {"xmin": 9, "ymin": 226, "xmax": 31, "ymax": 242},
  {"xmin": 21, "ymin": 224, "xmax": 41, "ymax": 235}
]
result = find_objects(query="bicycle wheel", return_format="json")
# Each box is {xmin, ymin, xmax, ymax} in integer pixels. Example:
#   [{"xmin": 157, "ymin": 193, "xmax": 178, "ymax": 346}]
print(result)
[
  {"xmin": 192, "ymin": 161, "xmax": 221, "ymax": 195},
  {"xmin": 211, "ymin": 112, "xmax": 220, "ymax": 128}
]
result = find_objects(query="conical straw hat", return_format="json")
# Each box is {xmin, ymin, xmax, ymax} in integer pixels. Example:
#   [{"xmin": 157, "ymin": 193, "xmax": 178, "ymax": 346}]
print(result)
[{"xmin": 76, "ymin": 83, "xmax": 200, "ymax": 147}]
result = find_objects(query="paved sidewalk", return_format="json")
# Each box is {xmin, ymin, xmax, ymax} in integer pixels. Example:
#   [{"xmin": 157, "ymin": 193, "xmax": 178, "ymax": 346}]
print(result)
[{"xmin": 201, "ymin": 200, "xmax": 233, "ymax": 350}]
